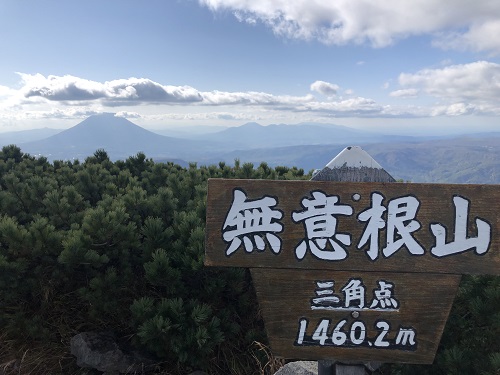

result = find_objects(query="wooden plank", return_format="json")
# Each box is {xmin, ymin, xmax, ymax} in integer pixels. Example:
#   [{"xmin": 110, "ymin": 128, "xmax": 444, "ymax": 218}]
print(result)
[
  {"xmin": 205, "ymin": 179, "xmax": 499, "ymax": 275},
  {"xmin": 251, "ymin": 269, "xmax": 461, "ymax": 364}
]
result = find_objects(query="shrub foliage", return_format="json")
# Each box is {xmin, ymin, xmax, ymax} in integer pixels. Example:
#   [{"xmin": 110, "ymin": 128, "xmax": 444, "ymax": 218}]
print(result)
[
  {"xmin": 0, "ymin": 145, "xmax": 498, "ymax": 374},
  {"xmin": 0, "ymin": 146, "xmax": 306, "ymax": 373}
]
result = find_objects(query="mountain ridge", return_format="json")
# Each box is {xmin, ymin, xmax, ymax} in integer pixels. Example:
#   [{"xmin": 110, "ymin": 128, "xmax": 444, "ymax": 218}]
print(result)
[
  {"xmin": 0, "ymin": 127, "xmax": 62, "ymax": 145},
  {"xmin": 5, "ymin": 114, "xmax": 500, "ymax": 184},
  {"xmin": 19, "ymin": 113, "xmax": 220, "ymax": 161}
]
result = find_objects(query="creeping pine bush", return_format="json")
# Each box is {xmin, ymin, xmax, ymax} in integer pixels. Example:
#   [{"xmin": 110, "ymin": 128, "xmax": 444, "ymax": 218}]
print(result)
[
  {"xmin": 0, "ymin": 145, "xmax": 498, "ymax": 375},
  {"xmin": 0, "ymin": 146, "xmax": 307, "ymax": 374}
]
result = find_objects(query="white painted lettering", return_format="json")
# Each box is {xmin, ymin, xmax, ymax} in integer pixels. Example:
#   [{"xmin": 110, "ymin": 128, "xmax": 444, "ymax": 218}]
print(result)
[
  {"xmin": 292, "ymin": 191, "xmax": 353, "ymax": 261},
  {"xmin": 222, "ymin": 188, "xmax": 283, "ymax": 256},
  {"xmin": 430, "ymin": 196, "xmax": 491, "ymax": 257}
]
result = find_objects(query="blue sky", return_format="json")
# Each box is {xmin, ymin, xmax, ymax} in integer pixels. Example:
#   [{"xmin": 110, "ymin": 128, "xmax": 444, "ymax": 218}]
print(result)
[{"xmin": 1, "ymin": 0, "xmax": 499, "ymax": 135}]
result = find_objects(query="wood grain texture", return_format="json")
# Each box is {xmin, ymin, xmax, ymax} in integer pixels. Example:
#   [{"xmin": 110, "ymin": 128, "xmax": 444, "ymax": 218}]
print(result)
[
  {"xmin": 251, "ymin": 269, "xmax": 461, "ymax": 364},
  {"xmin": 205, "ymin": 179, "xmax": 499, "ymax": 275}
]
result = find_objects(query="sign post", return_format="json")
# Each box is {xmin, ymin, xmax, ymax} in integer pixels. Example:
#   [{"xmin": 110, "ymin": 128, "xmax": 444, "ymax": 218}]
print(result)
[
  {"xmin": 204, "ymin": 147, "xmax": 499, "ymax": 374},
  {"xmin": 312, "ymin": 146, "xmax": 395, "ymax": 375}
]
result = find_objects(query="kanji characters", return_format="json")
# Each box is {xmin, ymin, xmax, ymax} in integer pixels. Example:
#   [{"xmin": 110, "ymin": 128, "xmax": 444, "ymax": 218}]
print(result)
[
  {"xmin": 370, "ymin": 280, "xmax": 399, "ymax": 309},
  {"xmin": 221, "ymin": 188, "xmax": 492, "ymax": 260},
  {"xmin": 292, "ymin": 191, "xmax": 353, "ymax": 261},
  {"xmin": 222, "ymin": 188, "xmax": 283, "ymax": 256},
  {"xmin": 342, "ymin": 278, "xmax": 365, "ymax": 308},
  {"xmin": 357, "ymin": 193, "xmax": 425, "ymax": 259},
  {"xmin": 310, "ymin": 281, "xmax": 341, "ymax": 310},
  {"xmin": 309, "ymin": 278, "xmax": 399, "ymax": 311},
  {"xmin": 357, "ymin": 192, "xmax": 386, "ymax": 260},
  {"xmin": 430, "ymin": 196, "xmax": 491, "ymax": 257},
  {"xmin": 383, "ymin": 195, "xmax": 425, "ymax": 257}
]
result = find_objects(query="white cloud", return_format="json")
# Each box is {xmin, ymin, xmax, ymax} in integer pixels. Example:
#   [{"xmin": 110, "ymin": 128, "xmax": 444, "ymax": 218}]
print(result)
[
  {"xmin": 398, "ymin": 61, "xmax": 500, "ymax": 103},
  {"xmin": 199, "ymin": 0, "xmax": 500, "ymax": 53},
  {"xmin": 115, "ymin": 111, "xmax": 142, "ymax": 119},
  {"xmin": 310, "ymin": 80, "xmax": 339, "ymax": 96},
  {"xmin": 15, "ymin": 71, "xmax": 500, "ymax": 118},
  {"xmin": 431, "ymin": 103, "xmax": 476, "ymax": 116},
  {"xmin": 201, "ymin": 90, "xmax": 314, "ymax": 106},
  {"xmin": 433, "ymin": 20, "xmax": 500, "ymax": 54},
  {"xmin": 389, "ymin": 89, "xmax": 419, "ymax": 98},
  {"xmin": 17, "ymin": 73, "xmax": 317, "ymax": 108},
  {"xmin": 3, "ymin": 70, "xmax": 500, "ymax": 130},
  {"xmin": 4, "ymin": 108, "xmax": 101, "ymax": 121},
  {"xmin": 297, "ymin": 97, "xmax": 383, "ymax": 116},
  {"xmin": 389, "ymin": 61, "xmax": 500, "ymax": 116},
  {"xmin": 145, "ymin": 111, "xmax": 263, "ymax": 122},
  {"xmin": 106, "ymin": 78, "xmax": 203, "ymax": 104},
  {"xmin": 19, "ymin": 74, "xmax": 203, "ymax": 104},
  {"xmin": 20, "ymin": 73, "xmax": 107, "ymax": 101},
  {"xmin": 0, "ymin": 85, "xmax": 14, "ymax": 98}
]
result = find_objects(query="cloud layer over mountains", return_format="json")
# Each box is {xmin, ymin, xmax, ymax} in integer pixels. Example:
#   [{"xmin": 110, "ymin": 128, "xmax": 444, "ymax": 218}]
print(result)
[{"xmin": 3, "ymin": 60, "xmax": 499, "ymax": 124}]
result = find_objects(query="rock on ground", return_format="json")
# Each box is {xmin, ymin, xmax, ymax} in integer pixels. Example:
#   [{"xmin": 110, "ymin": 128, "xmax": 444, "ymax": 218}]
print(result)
[{"xmin": 274, "ymin": 361, "xmax": 318, "ymax": 375}]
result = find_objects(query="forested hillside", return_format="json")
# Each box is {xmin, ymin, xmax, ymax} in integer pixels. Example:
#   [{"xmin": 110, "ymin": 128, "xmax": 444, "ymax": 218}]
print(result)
[{"xmin": 0, "ymin": 145, "xmax": 498, "ymax": 374}]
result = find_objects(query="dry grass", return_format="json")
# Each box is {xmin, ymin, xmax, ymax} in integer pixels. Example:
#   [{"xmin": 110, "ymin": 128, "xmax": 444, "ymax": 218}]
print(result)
[
  {"xmin": 0, "ymin": 333, "xmax": 78, "ymax": 375},
  {"xmin": 250, "ymin": 342, "xmax": 285, "ymax": 375}
]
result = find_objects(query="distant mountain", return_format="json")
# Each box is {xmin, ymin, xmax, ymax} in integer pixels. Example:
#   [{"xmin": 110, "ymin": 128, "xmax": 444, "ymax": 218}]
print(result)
[
  {"xmin": 0, "ymin": 127, "xmax": 62, "ymax": 146},
  {"xmin": 197, "ymin": 135, "xmax": 500, "ymax": 184},
  {"xmin": 185, "ymin": 121, "xmax": 418, "ymax": 148},
  {"xmin": 363, "ymin": 136, "xmax": 500, "ymax": 183},
  {"xmin": 10, "ymin": 114, "xmax": 500, "ymax": 184},
  {"xmin": 20, "ymin": 113, "xmax": 220, "ymax": 161},
  {"xmin": 15, "ymin": 116, "xmax": 419, "ymax": 162},
  {"xmin": 151, "ymin": 125, "xmax": 227, "ymax": 138}
]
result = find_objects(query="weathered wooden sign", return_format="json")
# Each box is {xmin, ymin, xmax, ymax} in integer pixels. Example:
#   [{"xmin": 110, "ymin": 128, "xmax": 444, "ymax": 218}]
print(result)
[
  {"xmin": 251, "ymin": 269, "xmax": 460, "ymax": 363},
  {"xmin": 205, "ymin": 179, "xmax": 499, "ymax": 275},
  {"xmin": 204, "ymin": 178, "xmax": 499, "ymax": 364}
]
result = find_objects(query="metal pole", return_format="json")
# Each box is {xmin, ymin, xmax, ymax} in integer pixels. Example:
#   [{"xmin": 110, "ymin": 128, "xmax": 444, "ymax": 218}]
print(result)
[
  {"xmin": 335, "ymin": 363, "xmax": 368, "ymax": 375},
  {"xmin": 318, "ymin": 360, "xmax": 335, "ymax": 375}
]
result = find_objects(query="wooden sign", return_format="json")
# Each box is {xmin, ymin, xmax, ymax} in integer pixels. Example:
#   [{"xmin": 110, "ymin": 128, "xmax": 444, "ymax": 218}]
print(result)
[
  {"xmin": 251, "ymin": 269, "xmax": 460, "ymax": 364},
  {"xmin": 205, "ymin": 179, "xmax": 499, "ymax": 275},
  {"xmin": 204, "ymin": 177, "xmax": 499, "ymax": 365}
]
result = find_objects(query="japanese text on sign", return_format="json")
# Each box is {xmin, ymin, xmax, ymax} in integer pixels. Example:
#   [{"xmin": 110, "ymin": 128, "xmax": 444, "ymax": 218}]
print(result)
[
  {"xmin": 222, "ymin": 188, "xmax": 492, "ymax": 261},
  {"xmin": 295, "ymin": 318, "xmax": 417, "ymax": 350},
  {"xmin": 311, "ymin": 278, "xmax": 399, "ymax": 311},
  {"xmin": 296, "ymin": 276, "xmax": 415, "ymax": 350}
]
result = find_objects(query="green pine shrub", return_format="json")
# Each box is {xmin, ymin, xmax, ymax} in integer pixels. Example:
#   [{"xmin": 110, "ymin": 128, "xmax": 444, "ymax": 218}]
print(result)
[
  {"xmin": 0, "ymin": 146, "xmax": 308, "ymax": 373},
  {"xmin": 0, "ymin": 144, "xmax": 497, "ymax": 374}
]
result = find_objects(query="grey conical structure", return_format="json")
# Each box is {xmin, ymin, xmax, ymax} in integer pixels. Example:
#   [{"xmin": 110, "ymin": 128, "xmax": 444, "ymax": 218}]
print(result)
[{"xmin": 311, "ymin": 146, "xmax": 395, "ymax": 182}]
